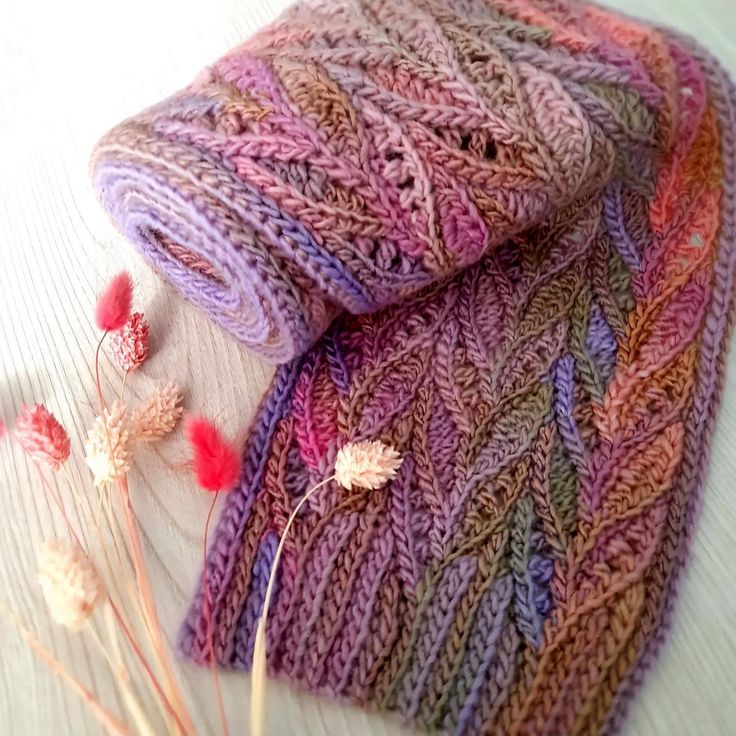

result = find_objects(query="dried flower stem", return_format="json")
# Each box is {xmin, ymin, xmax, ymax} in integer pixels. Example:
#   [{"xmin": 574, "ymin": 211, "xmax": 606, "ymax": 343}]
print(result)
[
  {"xmin": 62, "ymin": 465, "xmax": 98, "ymax": 541},
  {"xmin": 62, "ymin": 463, "xmax": 123, "ymax": 602},
  {"xmin": 251, "ymin": 475, "xmax": 334, "ymax": 736},
  {"xmin": 203, "ymin": 490, "xmax": 228, "ymax": 736},
  {"xmin": 39, "ymin": 466, "xmax": 182, "ymax": 733},
  {"xmin": 60, "ymin": 470, "xmax": 133, "ymax": 634},
  {"xmin": 38, "ymin": 466, "xmax": 81, "ymax": 542},
  {"xmin": 95, "ymin": 331, "xmax": 109, "ymax": 413},
  {"xmin": 108, "ymin": 595, "xmax": 185, "ymax": 735},
  {"xmin": 104, "ymin": 606, "xmax": 153, "ymax": 734},
  {"xmin": 91, "ymin": 478, "xmax": 186, "ymax": 735},
  {"xmin": 101, "ymin": 489, "xmax": 129, "ymax": 571},
  {"xmin": 0, "ymin": 604, "xmax": 129, "ymax": 736},
  {"xmin": 94, "ymin": 332, "xmax": 192, "ymax": 735},
  {"xmin": 118, "ymin": 475, "xmax": 193, "ymax": 735},
  {"xmin": 88, "ymin": 612, "xmax": 157, "ymax": 736},
  {"xmin": 91, "ymin": 493, "xmax": 172, "ymax": 736},
  {"xmin": 76, "ymin": 490, "xmax": 140, "ymax": 681}
]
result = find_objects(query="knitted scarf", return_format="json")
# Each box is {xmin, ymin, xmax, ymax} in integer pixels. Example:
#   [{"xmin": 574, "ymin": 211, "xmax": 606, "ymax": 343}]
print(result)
[{"xmin": 91, "ymin": 0, "xmax": 736, "ymax": 733}]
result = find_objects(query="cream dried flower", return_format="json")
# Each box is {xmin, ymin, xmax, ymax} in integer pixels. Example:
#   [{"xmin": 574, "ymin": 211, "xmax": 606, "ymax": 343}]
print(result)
[
  {"xmin": 37, "ymin": 540, "xmax": 105, "ymax": 631},
  {"xmin": 84, "ymin": 400, "xmax": 131, "ymax": 487},
  {"xmin": 130, "ymin": 382, "xmax": 183, "ymax": 441},
  {"xmin": 334, "ymin": 439, "xmax": 402, "ymax": 490}
]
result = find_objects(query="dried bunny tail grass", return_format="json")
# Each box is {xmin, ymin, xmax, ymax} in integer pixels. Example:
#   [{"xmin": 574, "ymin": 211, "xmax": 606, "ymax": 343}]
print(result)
[
  {"xmin": 15, "ymin": 404, "xmax": 71, "ymax": 470},
  {"xmin": 95, "ymin": 271, "xmax": 133, "ymax": 333},
  {"xmin": 334, "ymin": 439, "xmax": 403, "ymax": 490},
  {"xmin": 185, "ymin": 415, "xmax": 241, "ymax": 492},
  {"xmin": 84, "ymin": 400, "xmax": 131, "ymax": 487},
  {"xmin": 130, "ymin": 382, "xmax": 183, "ymax": 441},
  {"xmin": 37, "ymin": 540, "xmax": 105, "ymax": 631}
]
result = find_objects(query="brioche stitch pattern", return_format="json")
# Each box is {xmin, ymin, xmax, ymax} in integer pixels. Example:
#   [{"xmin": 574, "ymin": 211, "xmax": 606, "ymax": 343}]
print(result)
[{"xmin": 92, "ymin": 0, "xmax": 736, "ymax": 733}]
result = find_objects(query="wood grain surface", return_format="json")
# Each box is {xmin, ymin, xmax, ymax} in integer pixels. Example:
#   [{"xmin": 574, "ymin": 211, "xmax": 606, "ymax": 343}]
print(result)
[{"xmin": 1, "ymin": 1, "xmax": 735, "ymax": 734}]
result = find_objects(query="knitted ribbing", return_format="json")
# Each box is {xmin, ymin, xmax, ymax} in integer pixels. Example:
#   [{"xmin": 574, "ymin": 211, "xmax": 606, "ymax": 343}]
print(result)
[{"xmin": 91, "ymin": 1, "xmax": 736, "ymax": 734}]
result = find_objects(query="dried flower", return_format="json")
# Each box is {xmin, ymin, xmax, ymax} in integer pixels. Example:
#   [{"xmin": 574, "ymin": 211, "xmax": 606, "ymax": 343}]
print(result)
[
  {"xmin": 37, "ymin": 540, "xmax": 105, "ymax": 631},
  {"xmin": 15, "ymin": 404, "xmax": 71, "ymax": 470},
  {"xmin": 185, "ymin": 416, "xmax": 241, "ymax": 492},
  {"xmin": 110, "ymin": 312, "xmax": 150, "ymax": 372},
  {"xmin": 0, "ymin": 419, "xmax": 5, "ymax": 440},
  {"xmin": 334, "ymin": 440, "xmax": 402, "ymax": 490},
  {"xmin": 130, "ymin": 382, "xmax": 183, "ymax": 441},
  {"xmin": 95, "ymin": 271, "xmax": 133, "ymax": 332},
  {"xmin": 84, "ymin": 401, "xmax": 131, "ymax": 487}
]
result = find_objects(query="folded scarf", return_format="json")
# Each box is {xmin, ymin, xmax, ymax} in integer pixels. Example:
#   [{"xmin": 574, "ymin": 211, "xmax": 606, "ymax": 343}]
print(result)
[{"xmin": 91, "ymin": 0, "xmax": 736, "ymax": 733}]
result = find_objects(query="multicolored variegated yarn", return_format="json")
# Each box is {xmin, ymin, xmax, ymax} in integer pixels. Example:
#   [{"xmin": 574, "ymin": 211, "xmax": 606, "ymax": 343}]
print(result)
[{"xmin": 91, "ymin": 0, "xmax": 736, "ymax": 733}]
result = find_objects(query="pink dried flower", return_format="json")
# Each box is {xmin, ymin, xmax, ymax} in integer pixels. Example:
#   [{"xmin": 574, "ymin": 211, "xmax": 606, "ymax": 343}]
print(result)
[
  {"xmin": 95, "ymin": 271, "xmax": 133, "ymax": 332},
  {"xmin": 185, "ymin": 416, "xmax": 241, "ymax": 492},
  {"xmin": 110, "ymin": 312, "xmax": 150, "ymax": 372},
  {"xmin": 0, "ymin": 419, "xmax": 5, "ymax": 440},
  {"xmin": 15, "ymin": 404, "xmax": 71, "ymax": 470}
]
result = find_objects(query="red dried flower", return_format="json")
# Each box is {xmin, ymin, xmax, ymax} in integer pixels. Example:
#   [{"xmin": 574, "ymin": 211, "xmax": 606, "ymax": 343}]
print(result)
[
  {"xmin": 15, "ymin": 404, "xmax": 71, "ymax": 470},
  {"xmin": 184, "ymin": 416, "xmax": 241, "ymax": 492},
  {"xmin": 95, "ymin": 271, "xmax": 133, "ymax": 332},
  {"xmin": 110, "ymin": 312, "xmax": 150, "ymax": 372}
]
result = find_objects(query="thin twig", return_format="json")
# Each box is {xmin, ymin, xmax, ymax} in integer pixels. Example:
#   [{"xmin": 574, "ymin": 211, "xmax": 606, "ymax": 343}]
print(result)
[
  {"xmin": 203, "ymin": 490, "xmax": 228, "ymax": 736},
  {"xmin": 118, "ymin": 475, "xmax": 194, "ymax": 735},
  {"xmin": 0, "ymin": 603, "xmax": 129, "ymax": 736},
  {"xmin": 88, "ymin": 607, "xmax": 157, "ymax": 736},
  {"xmin": 95, "ymin": 331, "xmax": 109, "ymax": 413}
]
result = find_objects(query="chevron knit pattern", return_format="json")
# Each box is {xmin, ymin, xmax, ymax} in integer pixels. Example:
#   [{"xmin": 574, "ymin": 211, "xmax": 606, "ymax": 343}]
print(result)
[{"xmin": 91, "ymin": 0, "xmax": 736, "ymax": 733}]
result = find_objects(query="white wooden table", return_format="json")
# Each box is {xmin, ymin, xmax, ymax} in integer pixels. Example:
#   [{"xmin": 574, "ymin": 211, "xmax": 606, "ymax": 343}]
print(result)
[{"xmin": 1, "ymin": 1, "xmax": 735, "ymax": 733}]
